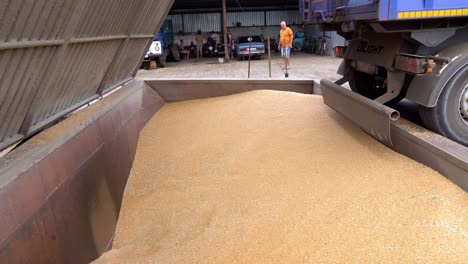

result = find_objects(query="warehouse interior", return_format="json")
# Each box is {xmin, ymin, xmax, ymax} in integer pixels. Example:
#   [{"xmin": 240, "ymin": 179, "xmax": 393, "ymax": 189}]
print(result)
[{"xmin": 159, "ymin": 0, "xmax": 344, "ymax": 60}]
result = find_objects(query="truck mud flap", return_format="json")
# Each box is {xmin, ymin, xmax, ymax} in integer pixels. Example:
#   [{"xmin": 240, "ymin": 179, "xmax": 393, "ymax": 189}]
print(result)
[
  {"xmin": 345, "ymin": 33, "xmax": 403, "ymax": 69},
  {"xmin": 321, "ymin": 79, "xmax": 468, "ymax": 191}
]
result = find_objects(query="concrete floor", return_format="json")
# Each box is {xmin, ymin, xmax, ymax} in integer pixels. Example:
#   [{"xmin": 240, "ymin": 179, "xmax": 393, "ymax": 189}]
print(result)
[{"xmin": 137, "ymin": 53, "xmax": 343, "ymax": 82}]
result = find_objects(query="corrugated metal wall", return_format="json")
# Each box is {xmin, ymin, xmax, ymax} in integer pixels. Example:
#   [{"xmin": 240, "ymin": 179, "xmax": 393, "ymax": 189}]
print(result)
[
  {"xmin": 227, "ymin": 11, "xmax": 265, "ymax": 27},
  {"xmin": 228, "ymin": 25, "xmax": 302, "ymax": 40},
  {"xmin": 0, "ymin": 0, "xmax": 174, "ymax": 150},
  {"xmin": 184, "ymin": 13, "xmax": 221, "ymax": 32},
  {"xmin": 167, "ymin": 14, "xmax": 184, "ymax": 32},
  {"xmin": 266, "ymin": 10, "xmax": 303, "ymax": 25},
  {"xmin": 170, "ymin": 9, "xmax": 302, "ymax": 33}
]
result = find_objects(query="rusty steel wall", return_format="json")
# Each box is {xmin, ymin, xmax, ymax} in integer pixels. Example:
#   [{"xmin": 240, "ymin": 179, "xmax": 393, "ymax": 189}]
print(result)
[
  {"xmin": 0, "ymin": 0, "xmax": 174, "ymax": 151},
  {"xmin": 0, "ymin": 80, "xmax": 166, "ymax": 263}
]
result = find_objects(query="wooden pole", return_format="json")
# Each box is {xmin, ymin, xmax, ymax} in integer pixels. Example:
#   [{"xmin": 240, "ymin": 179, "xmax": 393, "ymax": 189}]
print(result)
[
  {"xmin": 268, "ymin": 36, "xmax": 271, "ymax": 78},
  {"xmin": 284, "ymin": 39, "xmax": 289, "ymax": 78},
  {"xmin": 248, "ymin": 34, "xmax": 252, "ymax": 78},
  {"xmin": 222, "ymin": 0, "xmax": 229, "ymax": 60}
]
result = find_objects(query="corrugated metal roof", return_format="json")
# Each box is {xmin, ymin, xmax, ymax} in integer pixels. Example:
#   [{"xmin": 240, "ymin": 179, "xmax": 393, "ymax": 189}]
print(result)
[
  {"xmin": 0, "ymin": 0, "xmax": 76, "ymax": 42},
  {"xmin": 0, "ymin": 46, "xmax": 57, "ymax": 146},
  {"xmin": 0, "ymin": 0, "xmax": 174, "ymax": 150}
]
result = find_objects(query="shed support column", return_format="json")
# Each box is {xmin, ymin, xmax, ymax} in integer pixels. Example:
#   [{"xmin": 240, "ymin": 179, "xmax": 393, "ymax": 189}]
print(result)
[{"xmin": 222, "ymin": 0, "xmax": 229, "ymax": 60}]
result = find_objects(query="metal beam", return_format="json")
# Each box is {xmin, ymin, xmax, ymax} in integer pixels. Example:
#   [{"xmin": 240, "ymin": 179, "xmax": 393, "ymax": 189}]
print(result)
[{"xmin": 0, "ymin": 40, "xmax": 64, "ymax": 50}]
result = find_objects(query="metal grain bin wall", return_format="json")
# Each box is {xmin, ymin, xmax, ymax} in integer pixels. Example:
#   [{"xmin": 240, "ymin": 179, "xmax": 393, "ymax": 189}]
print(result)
[{"xmin": 0, "ymin": 0, "xmax": 174, "ymax": 151}]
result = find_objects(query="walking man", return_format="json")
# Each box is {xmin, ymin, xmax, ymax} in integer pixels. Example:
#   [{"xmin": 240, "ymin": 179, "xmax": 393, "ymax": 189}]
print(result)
[{"xmin": 278, "ymin": 21, "xmax": 293, "ymax": 68}]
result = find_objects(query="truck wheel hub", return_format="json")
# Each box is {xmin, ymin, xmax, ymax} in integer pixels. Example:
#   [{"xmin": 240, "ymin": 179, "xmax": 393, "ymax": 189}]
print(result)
[{"xmin": 460, "ymin": 84, "xmax": 468, "ymax": 125}]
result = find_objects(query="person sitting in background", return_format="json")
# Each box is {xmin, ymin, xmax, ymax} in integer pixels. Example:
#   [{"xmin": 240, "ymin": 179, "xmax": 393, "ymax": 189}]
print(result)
[
  {"xmin": 207, "ymin": 34, "xmax": 216, "ymax": 47},
  {"xmin": 179, "ymin": 39, "xmax": 189, "ymax": 60},
  {"xmin": 189, "ymin": 41, "xmax": 196, "ymax": 57}
]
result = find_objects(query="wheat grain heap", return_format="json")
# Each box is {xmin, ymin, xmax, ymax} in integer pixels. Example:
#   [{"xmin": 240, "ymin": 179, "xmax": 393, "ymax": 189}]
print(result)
[{"xmin": 95, "ymin": 90, "xmax": 467, "ymax": 263}]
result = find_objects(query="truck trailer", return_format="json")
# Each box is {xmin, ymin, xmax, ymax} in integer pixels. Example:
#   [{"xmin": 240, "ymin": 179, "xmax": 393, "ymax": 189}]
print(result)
[{"xmin": 301, "ymin": 0, "xmax": 468, "ymax": 146}]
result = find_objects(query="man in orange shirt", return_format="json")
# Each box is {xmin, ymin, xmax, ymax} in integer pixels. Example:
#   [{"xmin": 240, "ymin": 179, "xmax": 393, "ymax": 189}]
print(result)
[{"xmin": 278, "ymin": 21, "xmax": 293, "ymax": 68}]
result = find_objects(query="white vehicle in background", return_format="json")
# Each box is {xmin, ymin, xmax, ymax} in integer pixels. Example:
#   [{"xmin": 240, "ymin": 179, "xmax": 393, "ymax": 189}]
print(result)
[
  {"xmin": 236, "ymin": 35, "xmax": 266, "ymax": 60},
  {"xmin": 144, "ymin": 40, "xmax": 164, "ymax": 66},
  {"xmin": 142, "ymin": 19, "xmax": 180, "ymax": 68}
]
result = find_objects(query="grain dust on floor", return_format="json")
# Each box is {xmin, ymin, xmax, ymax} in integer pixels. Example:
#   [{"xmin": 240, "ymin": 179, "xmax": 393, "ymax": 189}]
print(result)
[{"xmin": 94, "ymin": 90, "xmax": 467, "ymax": 263}]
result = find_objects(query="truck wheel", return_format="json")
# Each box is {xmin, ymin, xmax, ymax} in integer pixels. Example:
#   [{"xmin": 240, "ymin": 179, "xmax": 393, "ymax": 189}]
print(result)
[
  {"xmin": 349, "ymin": 69, "xmax": 407, "ymax": 105},
  {"xmin": 170, "ymin": 45, "xmax": 180, "ymax": 62},
  {"xmin": 419, "ymin": 65, "xmax": 468, "ymax": 146},
  {"xmin": 157, "ymin": 56, "xmax": 166, "ymax": 68}
]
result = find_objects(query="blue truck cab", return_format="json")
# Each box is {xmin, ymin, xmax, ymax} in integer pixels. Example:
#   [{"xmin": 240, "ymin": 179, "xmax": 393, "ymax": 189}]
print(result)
[{"xmin": 301, "ymin": 0, "xmax": 468, "ymax": 146}]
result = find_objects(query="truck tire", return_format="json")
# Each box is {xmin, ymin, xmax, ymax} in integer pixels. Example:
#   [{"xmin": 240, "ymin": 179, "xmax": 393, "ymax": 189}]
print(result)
[
  {"xmin": 157, "ymin": 56, "xmax": 166, "ymax": 68},
  {"xmin": 170, "ymin": 45, "xmax": 180, "ymax": 62},
  {"xmin": 419, "ymin": 65, "xmax": 468, "ymax": 146}
]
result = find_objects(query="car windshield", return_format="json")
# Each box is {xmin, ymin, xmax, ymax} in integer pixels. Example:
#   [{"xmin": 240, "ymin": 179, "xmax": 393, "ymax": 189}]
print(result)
[{"xmin": 238, "ymin": 36, "xmax": 263, "ymax": 43}]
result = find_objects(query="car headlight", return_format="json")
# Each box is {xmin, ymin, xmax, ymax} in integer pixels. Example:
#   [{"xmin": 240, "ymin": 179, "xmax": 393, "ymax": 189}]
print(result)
[{"xmin": 149, "ymin": 41, "xmax": 162, "ymax": 55}]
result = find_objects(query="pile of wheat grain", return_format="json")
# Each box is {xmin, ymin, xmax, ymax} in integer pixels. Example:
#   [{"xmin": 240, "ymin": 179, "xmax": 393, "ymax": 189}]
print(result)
[{"xmin": 95, "ymin": 90, "xmax": 467, "ymax": 263}]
